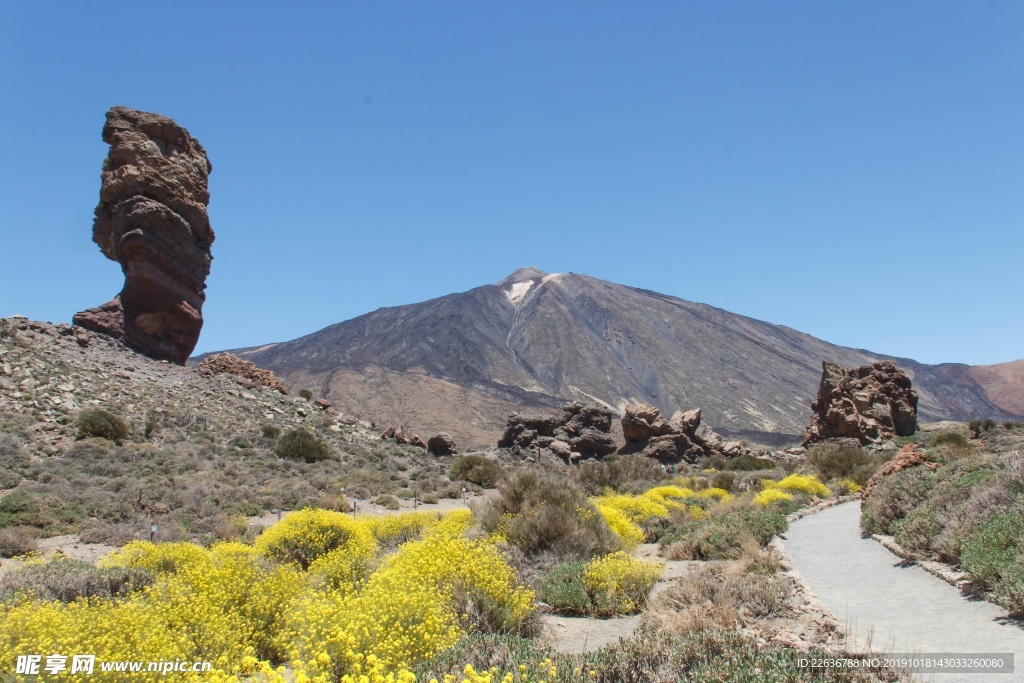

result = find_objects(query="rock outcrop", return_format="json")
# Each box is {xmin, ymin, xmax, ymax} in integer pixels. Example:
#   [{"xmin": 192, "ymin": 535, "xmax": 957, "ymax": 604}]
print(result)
[
  {"xmin": 804, "ymin": 361, "xmax": 919, "ymax": 446},
  {"xmin": 619, "ymin": 403, "xmax": 745, "ymax": 462},
  {"xmin": 73, "ymin": 106, "xmax": 214, "ymax": 365},
  {"xmin": 498, "ymin": 402, "xmax": 616, "ymax": 462},
  {"xmin": 427, "ymin": 433, "xmax": 458, "ymax": 456},
  {"xmin": 198, "ymin": 353, "xmax": 288, "ymax": 394}
]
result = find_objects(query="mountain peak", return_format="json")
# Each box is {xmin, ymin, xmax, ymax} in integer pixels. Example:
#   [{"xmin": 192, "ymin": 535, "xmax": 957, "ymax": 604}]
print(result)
[{"xmin": 496, "ymin": 267, "xmax": 548, "ymax": 287}]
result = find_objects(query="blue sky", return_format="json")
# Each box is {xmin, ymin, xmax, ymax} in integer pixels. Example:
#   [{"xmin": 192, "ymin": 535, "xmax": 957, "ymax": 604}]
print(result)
[{"xmin": 1, "ymin": 2, "xmax": 1020, "ymax": 365}]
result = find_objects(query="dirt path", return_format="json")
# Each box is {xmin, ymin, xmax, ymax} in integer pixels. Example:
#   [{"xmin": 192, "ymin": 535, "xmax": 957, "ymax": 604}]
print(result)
[{"xmin": 783, "ymin": 501, "xmax": 1023, "ymax": 683}]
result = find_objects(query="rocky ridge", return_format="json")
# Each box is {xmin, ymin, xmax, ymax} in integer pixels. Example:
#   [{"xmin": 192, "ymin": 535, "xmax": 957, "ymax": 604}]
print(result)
[
  {"xmin": 619, "ymin": 403, "xmax": 750, "ymax": 462},
  {"xmin": 497, "ymin": 402, "xmax": 617, "ymax": 462},
  {"xmin": 199, "ymin": 353, "xmax": 289, "ymax": 394},
  {"xmin": 74, "ymin": 107, "xmax": 214, "ymax": 365}
]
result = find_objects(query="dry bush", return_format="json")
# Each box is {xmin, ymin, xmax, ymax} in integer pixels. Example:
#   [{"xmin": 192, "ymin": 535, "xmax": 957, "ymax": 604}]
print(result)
[
  {"xmin": 572, "ymin": 454, "xmax": 666, "ymax": 495},
  {"xmin": 806, "ymin": 443, "xmax": 881, "ymax": 485},
  {"xmin": 0, "ymin": 527, "xmax": 37, "ymax": 558},
  {"xmin": 646, "ymin": 559, "xmax": 790, "ymax": 635},
  {"xmin": 476, "ymin": 470, "xmax": 619, "ymax": 559},
  {"xmin": 0, "ymin": 557, "xmax": 152, "ymax": 602}
]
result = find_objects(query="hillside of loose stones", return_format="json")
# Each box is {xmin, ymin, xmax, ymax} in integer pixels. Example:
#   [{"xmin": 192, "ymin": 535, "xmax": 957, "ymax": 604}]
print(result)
[{"xmin": 0, "ymin": 317, "xmax": 468, "ymax": 545}]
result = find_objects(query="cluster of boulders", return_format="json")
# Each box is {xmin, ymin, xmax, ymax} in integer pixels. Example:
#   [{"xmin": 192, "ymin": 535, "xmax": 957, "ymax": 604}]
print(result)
[
  {"xmin": 381, "ymin": 426, "xmax": 458, "ymax": 456},
  {"xmin": 198, "ymin": 353, "xmax": 288, "ymax": 394},
  {"xmin": 74, "ymin": 107, "xmax": 215, "ymax": 365},
  {"xmin": 620, "ymin": 403, "xmax": 749, "ymax": 462},
  {"xmin": 804, "ymin": 361, "xmax": 918, "ymax": 446},
  {"xmin": 497, "ymin": 402, "xmax": 617, "ymax": 462}
]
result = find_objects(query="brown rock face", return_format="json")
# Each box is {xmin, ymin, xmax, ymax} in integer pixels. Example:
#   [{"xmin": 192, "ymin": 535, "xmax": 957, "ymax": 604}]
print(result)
[
  {"xmin": 198, "ymin": 353, "xmax": 288, "ymax": 394},
  {"xmin": 619, "ymin": 403, "xmax": 741, "ymax": 463},
  {"xmin": 498, "ymin": 402, "xmax": 617, "ymax": 462},
  {"xmin": 73, "ymin": 106, "xmax": 214, "ymax": 364},
  {"xmin": 804, "ymin": 361, "xmax": 919, "ymax": 446}
]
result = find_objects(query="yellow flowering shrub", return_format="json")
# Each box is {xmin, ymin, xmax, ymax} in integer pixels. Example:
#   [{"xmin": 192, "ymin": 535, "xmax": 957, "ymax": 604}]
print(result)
[
  {"xmin": 594, "ymin": 493, "xmax": 668, "ymax": 524},
  {"xmin": 755, "ymin": 488, "xmax": 795, "ymax": 506},
  {"xmin": 256, "ymin": 508, "xmax": 377, "ymax": 570},
  {"xmin": 363, "ymin": 511, "xmax": 446, "ymax": 546},
  {"xmin": 285, "ymin": 513, "xmax": 534, "ymax": 679},
  {"xmin": 582, "ymin": 552, "xmax": 662, "ymax": 616},
  {"xmin": 595, "ymin": 504, "xmax": 645, "ymax": 548},
  {"xmin": 695, "ymin": 487, "xmax": 732, "ymax": 502},
  {"xmin": 101, "ymin": 540, "xmax": 211, "ymax": 574},
  {"xmin": 0, "ymin": 509, "xmax": 536, "ymax": 683},
  {"xmin": 838, "ymin": 477, "xmax": 863, "ymax": 494},
  {"xmin": 769, "ymin": 474, "xmax": 831, "ymax": 498}
]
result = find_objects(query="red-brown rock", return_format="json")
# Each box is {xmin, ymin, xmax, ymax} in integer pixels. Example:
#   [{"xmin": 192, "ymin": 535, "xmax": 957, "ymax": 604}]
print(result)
[
  {"xmin": 804, "ymin": 361, "xmax": 919, "ymax": 446},
  {"xmin": 73, "ymin": 106, "xmax": 214, "ymax": 364},
  {"xmin": 618, "ymin": 403, "xmax": 742, "ymax": 463},
  {"xmin": 427, "ymin": 433, "xmax": 458, "ymax": 456}
]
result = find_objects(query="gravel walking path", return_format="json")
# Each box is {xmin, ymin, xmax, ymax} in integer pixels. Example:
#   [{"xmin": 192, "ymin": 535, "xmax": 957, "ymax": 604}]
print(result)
[{"xmin": 783, "ymin": 501, "xmax": 1023, "ymax": 683}]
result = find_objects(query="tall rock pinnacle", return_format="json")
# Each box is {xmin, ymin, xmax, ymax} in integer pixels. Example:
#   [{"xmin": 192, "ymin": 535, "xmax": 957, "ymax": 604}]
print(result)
[{"xmin": 73, "ymin": 106, "xmax": 214, "ymax": 364}]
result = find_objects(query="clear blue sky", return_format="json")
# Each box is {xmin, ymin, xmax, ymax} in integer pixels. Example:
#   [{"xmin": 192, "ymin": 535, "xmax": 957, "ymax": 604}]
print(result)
[{"xmin": 1, "ymin": 2, "xmax": 1020, "ymax": 365}]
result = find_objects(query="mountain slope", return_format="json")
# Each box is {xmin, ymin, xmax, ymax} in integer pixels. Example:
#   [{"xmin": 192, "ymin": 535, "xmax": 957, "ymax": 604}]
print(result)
[{"xmin": 206, "ymin": 268, "xmax": 1022, "ymax": 448}]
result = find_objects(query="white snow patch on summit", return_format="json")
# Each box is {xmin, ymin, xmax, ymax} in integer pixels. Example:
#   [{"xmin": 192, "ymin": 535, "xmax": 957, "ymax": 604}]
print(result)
[
  {"xmin": 541, "ymin": 273, "xmax": 563, "ymax": 284},
  {"xmin": 505, "ymin": 281, "xmax": 533, "ymax": 304}
]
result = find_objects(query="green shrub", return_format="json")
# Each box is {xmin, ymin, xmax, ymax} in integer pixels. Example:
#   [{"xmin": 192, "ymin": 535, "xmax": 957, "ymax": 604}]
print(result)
[
  {"xmin": 261, "ymin": 424, "xmax": 281, "ymax": 439},
  {"xmin": 448, "ymin": 455, "xmax": 503, "ymax": 488},
  {"xmin": 422, "ymin": 493, "xmax": 439, "ymax": 505},
  {"xmin": 993, "ymin": 554, "xmax": 1024, "ymax": 613},
  {"xmin": 537, "ymin": 561, "xmax": 591, "ymax": 614},
  {"xmin": 0, "ymin": 491, "xmax": 44, "ymax": 529},
  {"xmin": 659, "ymin": 508, "xmax": 787, "ymax": 560},
  {"xmin": 75, "ymin": 409, "xmax": 129, "ymax": 442},
  {"xmin": 0, "ymin": 557, "xmax": 153, "ymax": 601},
  {"xmin": 298, "ymin": 389, "xmax": 313, "ymax": 401},
  {"xmin": 477, "ymin": 470, "xmax": 620, "ymax": 558},
  {"xmin": 374, "ymin": 494, "xmax": 400, "ymax": 510},
  {"xmin": 806, "ymin": 444, "xmax": 879, "ymax": 485},
  {"xmin": 961, "ymin": 503, "xmax": 1023, "ymax": 592},
  {"xmin": 860, "ymin": 467, "xmax": 936, "ymax": 535},
  {"xmin": 982, "ymin": 418, "xmax": 997, "ymax": 432},
  {"xmin": 724, "ymin": 455, "xmax": 775, "ymax": 471},
  {"xmin": 931, "ymin": 431, "xmax": 968, "ymax": 448},
  {"xmin": 273, "ymin": 429, "xmax": 332, "ymax": 463}
]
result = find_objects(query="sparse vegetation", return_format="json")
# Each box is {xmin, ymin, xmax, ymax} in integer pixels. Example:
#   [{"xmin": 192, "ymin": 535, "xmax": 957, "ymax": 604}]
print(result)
[
  {"xmin": 75, "ymin": 408, "xmax": 129, "ymax": 442},
  {"xmin": 930, "ymin": 431, "xmax": 969, "ymax": 448},
  {"xmin": 660, "ymin": 505, "xmax": 788, "ymax": 560},
  {"xmin": 261, "ymin": 424, "xmax": 281, "ymax": 439}
]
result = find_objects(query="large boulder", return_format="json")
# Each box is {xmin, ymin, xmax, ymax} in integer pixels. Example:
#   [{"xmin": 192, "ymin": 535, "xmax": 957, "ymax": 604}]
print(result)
[
  {"xmin": 73, "ymin": 106, "xmax": 214, "ymax": 364},
  {"xmin": 498, "ymin": 402, "xmax": 616, "ymax": 462},
  {"xmin": 621, "ymin": 403, "xmax": 672, "ymax": 441},
  {"xmin": 804, "ymin": 361, "xmax": 919, "ymax": 446},
  {"xmin": 427, "ymin": 433, "xmax": 458, "ymax": 456}
]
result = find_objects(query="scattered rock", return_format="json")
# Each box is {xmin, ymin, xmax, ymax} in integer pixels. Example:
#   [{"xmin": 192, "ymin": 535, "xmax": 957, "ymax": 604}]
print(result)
[
  {"xmin": 804, "ymin": 361, "xmax": 919, "ymax": 446},
  {"xmin": 314, "ymin": 398, "xmax": 332, "ymax": 411},
  {"xmin": 408, "ymin": 434, "xmax": 427, "ymax": 449},
  {"xmin": 198, "ymin": 353, "xmax": 288, "ymax": 394},
  {"xmin": 381, "ymin": 426, "xmax": 408, "ymax": 444},
  {"xmin": 427, "ymin": 433, "xmax": 458, "ymax": 456},
  {"xmin": 498, "ymin": 402, "xmax": 616, "ymax": 462},
  {"xmin": 73, "ymin": 106, "xmax": 215, "ymax": 365}
]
